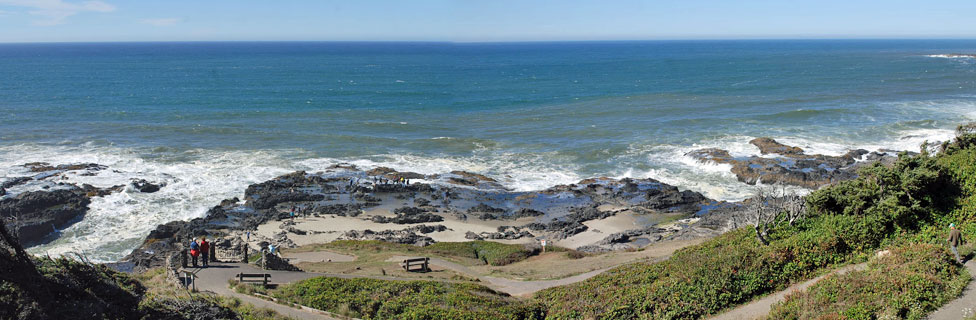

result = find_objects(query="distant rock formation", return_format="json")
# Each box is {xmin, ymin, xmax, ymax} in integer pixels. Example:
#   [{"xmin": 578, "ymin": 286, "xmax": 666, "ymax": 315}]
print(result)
[{"xmin": 686, "ymin": 137, "xmax": 904, "ymax": 188}]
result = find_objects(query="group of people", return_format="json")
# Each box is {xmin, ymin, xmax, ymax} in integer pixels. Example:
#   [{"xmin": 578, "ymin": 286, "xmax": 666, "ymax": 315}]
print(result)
[
  {"xmin": 372, "ymin": 175, "xmax": 410, "ymax": 186},
  {"xmin": 188, "ymin": 237, "xmax": 211, "ymax": 268},
  {"xmin": 289, "ymin": 204, "xmax": 312, "ymax": 221}
]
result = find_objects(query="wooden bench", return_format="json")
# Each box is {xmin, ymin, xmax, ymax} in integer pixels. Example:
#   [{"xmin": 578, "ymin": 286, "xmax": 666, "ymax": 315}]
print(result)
[
  {"xmin": 401, "ymin": 257, "xmax": 430, "ymax": 272},
  {"xmin": 238, "ymin": 272, "xmax": 272, "ymax": 286}
]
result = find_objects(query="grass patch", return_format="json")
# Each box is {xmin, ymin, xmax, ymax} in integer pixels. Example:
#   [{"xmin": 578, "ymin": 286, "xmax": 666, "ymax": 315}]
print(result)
[
  {"xmin": 270, "ymin": 276, "xmax": 545, "ymax": 320},
  {"xmin": 309, "ymin": 240, "xmax": 536, "ymax": 266}
]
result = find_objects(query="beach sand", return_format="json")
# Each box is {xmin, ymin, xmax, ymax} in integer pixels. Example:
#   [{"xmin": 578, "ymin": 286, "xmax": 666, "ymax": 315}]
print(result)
[{"xmin": 253, "ymin": 206, "xmax": 654, "ymax": 250}]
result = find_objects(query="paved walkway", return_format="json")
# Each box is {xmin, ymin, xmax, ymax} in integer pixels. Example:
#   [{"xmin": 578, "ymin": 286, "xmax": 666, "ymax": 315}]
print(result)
[
  {"xmin": 187, "ymin": 263, "xmax": 341, "ymax": 320},
  {"xmin": 709, "ymin": 263, "xmax": 867, "ymax": 320},
  {"xmin": 927, "ymin": 260, "xmax": 976, "ymax": 320}
]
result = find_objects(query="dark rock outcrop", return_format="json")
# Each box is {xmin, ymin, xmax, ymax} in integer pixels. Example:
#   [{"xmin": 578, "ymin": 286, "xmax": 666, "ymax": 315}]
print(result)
[
  {"xmin": 338, "ymin": 229, "xmax": 434, "ymax": 246},
  {"xmin": 468, "ymin": 226, "xmax": 534, "ymax": 240},
  {"xmin": 687, "ymin": 137, "xmax": 900, "ymax": 188},
  {"xmin": 23, "ymin": 162, "xmax": 106, "ymax": 173},
  {"xmin": 0, "ymin": 188, "xmax": 90, "ymax": 246},
  {"xmin": 403, "ymin": 224, "xmax": 449, "ymax": 234},
  {"xmin": 248, "ymin": 192, "xmax": 325, "ymax": 210},
  {"xmin": 371, "ymin": 207, "xmax": 444, "ymax": 224},
  {"xmin": 314, "ymin": 203, "xmax": 363, "ymax": 217},
  {"xmin": 2, "ymin": 176, "xmax": 32, "ymax": 189},
  {"xmin": 366, "ymin": 166, "xmax": 425, "ymax": 180},
  {"xmin": 131, "ymin": 179, "xmax": 164, "ymax": 193}
]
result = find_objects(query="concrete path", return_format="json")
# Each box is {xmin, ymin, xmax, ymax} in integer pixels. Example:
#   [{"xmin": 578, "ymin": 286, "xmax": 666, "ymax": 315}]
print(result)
[
  {"xmin": 709, "ymin": 263, "xmax": 867, "ymax": 320},
  {"xmin": 187, "ymin": 263, "xmax": 338, "ymax": 320},
  {"xmin": 927, "ymin": 260, "xmax": 976, "ymax": 320}
]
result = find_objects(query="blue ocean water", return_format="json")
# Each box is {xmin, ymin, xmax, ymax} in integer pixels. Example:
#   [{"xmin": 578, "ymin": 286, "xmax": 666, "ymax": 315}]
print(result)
[{"xmin": 1, "ymin": 40, "xmax": 974, "ymax": 260}]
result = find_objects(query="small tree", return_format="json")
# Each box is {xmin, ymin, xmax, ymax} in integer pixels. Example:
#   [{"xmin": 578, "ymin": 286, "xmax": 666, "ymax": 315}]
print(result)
[
  {"xmin": 782, "ymin": 188, "xmax": 806, "ymax": 226},
  {"xmin": 750, "ymin": 187, "xmax": 776, "ymax": 245},
  {"xmin": 749, "ymin": 185, "xmax": 807, "ymax": 245}
]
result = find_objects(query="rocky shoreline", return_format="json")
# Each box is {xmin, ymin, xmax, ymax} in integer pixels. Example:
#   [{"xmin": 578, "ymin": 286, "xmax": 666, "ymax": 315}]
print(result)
[
  {"xmin": 0, "ymin": 138, "xmax": 911, "ymax": 272},
  {"xmin": 118, "ymin": 165, "xmax": 743, "ymax": 272},
  {"xmin": 686, "ymin": 137, "xmax": 905, "ymax": 188},
  {"xmin": 0, "ymin": 162, "xmax": 164, "ymax": 247}
]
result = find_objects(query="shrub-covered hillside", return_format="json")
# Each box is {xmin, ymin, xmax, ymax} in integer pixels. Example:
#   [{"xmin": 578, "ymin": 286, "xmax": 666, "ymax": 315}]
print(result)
[
  {"xmin": 766, "ymin": 243, "xmax": 969, "ymax": 320},
  {"xmin": 535, "ymin": 124, "xmax": 976, "ymax": 319}
]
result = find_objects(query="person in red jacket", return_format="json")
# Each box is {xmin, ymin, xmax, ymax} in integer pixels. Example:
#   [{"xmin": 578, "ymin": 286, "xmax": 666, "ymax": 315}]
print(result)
[
  {"xmin": 189, "ymin": 238, "xmax": 200, "ymax": 267},
  {"xmin": 200, "ymin": 237, "xmax": 210, "ymax": 267}
]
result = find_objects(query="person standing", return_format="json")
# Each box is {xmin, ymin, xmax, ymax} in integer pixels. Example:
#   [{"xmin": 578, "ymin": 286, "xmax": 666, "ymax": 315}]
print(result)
[
  {"xmin": 199, "ymin": 237, "xmax": 210, "ymax": 267},
  {"xmin": 246, "ymin": 231, "xmax": 250, "ymax": 242},
  {"xmin": 189, "ymin": 238, "xmax": 200, "ymax": 267},
  {"xmin": 948, "ymin": 223, "xmax": 965, "ymax": 264}
]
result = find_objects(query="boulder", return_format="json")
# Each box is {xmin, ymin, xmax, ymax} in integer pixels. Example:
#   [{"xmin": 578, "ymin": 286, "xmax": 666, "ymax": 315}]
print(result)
[{"xmin": 131, "ymin": 179, "xmax": 163, "ymax": 193}]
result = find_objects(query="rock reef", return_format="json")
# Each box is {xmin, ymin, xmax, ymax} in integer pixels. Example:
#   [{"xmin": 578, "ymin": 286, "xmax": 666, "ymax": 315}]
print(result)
[{"xmin": 687, "ymin": 137, "xmax": 903, "ymax": 188}]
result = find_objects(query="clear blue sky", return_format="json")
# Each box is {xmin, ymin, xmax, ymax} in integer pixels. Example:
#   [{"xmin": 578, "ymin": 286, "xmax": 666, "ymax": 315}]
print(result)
[{"xmin": 1, "ymin": 0, "xmax": 975, "ymax": 42}]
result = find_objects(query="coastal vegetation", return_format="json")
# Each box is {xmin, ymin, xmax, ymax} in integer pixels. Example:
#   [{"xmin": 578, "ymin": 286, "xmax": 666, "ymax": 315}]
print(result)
[
  {"xmin": 301, "ymin": 239, "xmax": 537, "ymax": 266},
  {"xmin": 766, "ymin": 243, "xmax": 969, "ymax": 320},
  {"xmin": 271, "ymin": 277, "xmax": 545, "ymax": 320},
  {"xmin": 535, "ymin": 125, "xmax": 976, "ymax": 319}
]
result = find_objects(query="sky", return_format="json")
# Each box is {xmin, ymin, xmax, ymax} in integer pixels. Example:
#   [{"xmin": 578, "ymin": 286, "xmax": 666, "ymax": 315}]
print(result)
[{"xmin": 0, "ymin": 0, "xmax": 975, "ymax": 43}]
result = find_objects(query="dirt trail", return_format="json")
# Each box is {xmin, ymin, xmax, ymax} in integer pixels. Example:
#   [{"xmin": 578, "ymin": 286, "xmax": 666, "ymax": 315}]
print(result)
[
  {"xmin": 927, "ymin": 260, "xmax": 976, "ymax": 320},
  {"xmin": 708, "ymin": 263, "xmax": 867, "ymax": 320},
  {"xmin": 386, "ymin": 255, "xmax": 618, "ymax": 296},
  {"xmin": 385, "ymin": 238, "xmax": 698, "ymax": 296}
]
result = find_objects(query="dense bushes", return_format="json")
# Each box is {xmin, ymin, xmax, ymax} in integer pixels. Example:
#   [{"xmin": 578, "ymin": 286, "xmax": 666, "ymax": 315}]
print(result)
[
  {"xmin": 535, "ymin": 222, "xmax": 864, "ymax": 319},
  {"xmin": 767, "ymin": 244, "xmax": 970, "ymax": 320},
  {"xmin": 273, "ymin": 277, "xmax": 545, "ymax": 320}
]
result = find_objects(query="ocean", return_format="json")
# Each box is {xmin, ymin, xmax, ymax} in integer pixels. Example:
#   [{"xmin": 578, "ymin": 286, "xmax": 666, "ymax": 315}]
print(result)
[{"xmin": 1, "ymin": 40, "xmax": 974, "ymax": 261}]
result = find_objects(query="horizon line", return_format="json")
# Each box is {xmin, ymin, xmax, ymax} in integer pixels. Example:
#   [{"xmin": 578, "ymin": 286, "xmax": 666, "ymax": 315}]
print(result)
[{"xmin": 3, "ymin": 37, "xmax": 976, "ymax": 45}]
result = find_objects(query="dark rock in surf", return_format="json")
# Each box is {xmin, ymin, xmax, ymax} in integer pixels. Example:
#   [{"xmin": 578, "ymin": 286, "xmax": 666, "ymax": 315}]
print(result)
[
  {"xmin": 2, "ymin": 176, "xmax": 32, "ymax": 189},
  {"xmin": 131, "ymin": 179, "xmax": 164, "ymax": 193},
  {"xmin": 0, "ymin": 188, "xmax": 90, "ymax": 246}
]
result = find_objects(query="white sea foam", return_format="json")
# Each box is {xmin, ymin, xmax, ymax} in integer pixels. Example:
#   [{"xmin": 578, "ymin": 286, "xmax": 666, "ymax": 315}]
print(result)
[
  {"xmin": 0, "ymin": 144, "xmax": 293, "ymax": 262},
  {"xmin": 297, "ymin": 151, "xmax": 582, "ymax": 192},
  {"xmin": 926, "ymin": 54, "xmax": 976, "ymax": 59}
]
